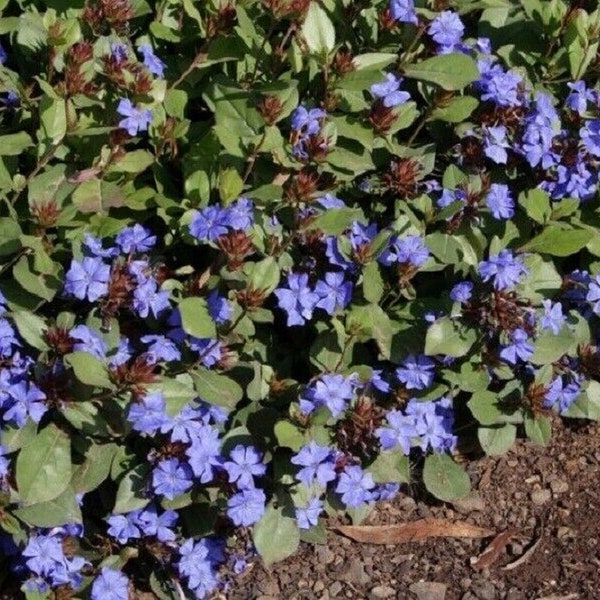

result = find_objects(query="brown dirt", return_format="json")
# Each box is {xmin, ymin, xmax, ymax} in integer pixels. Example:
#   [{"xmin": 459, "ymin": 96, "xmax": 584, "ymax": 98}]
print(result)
[{"xmin": 225, "ymin": 419, "xmax": 600, "ymax": 600}]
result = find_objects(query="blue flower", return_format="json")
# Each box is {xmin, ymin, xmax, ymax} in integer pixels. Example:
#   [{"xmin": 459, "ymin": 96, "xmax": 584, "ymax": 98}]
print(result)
[
  {"xmin": 274, "ymin": 272, "xmax": 319, "ymax": 327},
  {"xmin": 106, "ymin": 514, "xmax": 141, "ymax": 544},
  {"xmin": 407, "ymin": 397, "xmax": 456, "ymax": 452},
  {"xmin": 178, "ymin": 539, "xmax": 221, "ymax": 598},
  {"xmin": 227, "ymin": 488, "xmax": 266, "ymax": 526},
  {"xmin": 0, "ymin": 42, "xmax": 7, "ymax": 65},
  {"xmin": 64, "ymin": 257, "xmax": 110, "ymax": 302},
  {"xmin": 380, "ymin": 235, "xmax": 430, "ymax": 267},
  {"xmin": 152, "ymin": 458, "xmax": 193, "ymax": 500},
  {"xmin": 543, "ymin": 378, "xmax": 581, "ymax": 413},
  {"xmin": 222, "ymin": 445, "xmax": 266, "ymax": 489},
  {"xmin": 207, "ymin": 290, "xmax": 232, "ymax": 324},
  {"xmin": 478, "ymin": 63, "xmax": 522, "ymax": 107},
  {"xmin": 135, "ymin": 505, "xmax": 178, "ymax": 542},
  {"xmin": 189, "ymin": 205, "xmax": 229, "ymax": 242},
  {"xmin": 138, "ymin": 44, "xmax": 165, "ymax": 77},
  {"xmin": 335, "ymin": 465, "xmax": 376, "ymax": 508},
  {"xmin": 428, "ymin": 11, "xmax": 464, "ymax": 49},
  {"xmin": 307, "ymin": 373, "xmax": 356, "ymax": 417},
  {"xmin": 91, "ymin": 568, "xmax": 129, "ymax": 600},
  {"xmin": 376, "ymin": 409, "xmax": 416, "ymax": 454},
  {"xmin": 0, "ymin": 319, "xmax": 20, "ymax": 358},
  {"xmin": 389, "ymin": 0, "xmax": 418, "ymax": 25},
  {"xmin": 539, "ymin": 299, "xmax": 565, "ymax": 334},
  {"xmin": 290, "ymin": 106, "xmax": 326, "ymax": 136},
  {"xmin": 370, "ymin": 73, "xmax": 411, "ymax": 108},
  {"xmin": 566, "ymin": 80, "xmax": 596, "ymax": 115},
  {"xmin": 222, "ymin": 197, "xmax": 254, "ymax": 231},
  {"xmin": 499, "ymin": 328, "xmax": 533, "ymax": 365},
  {"xmin": 296, "ymin": 496, "xmax": 324, "ymax": 529},
  {"xmin": 580, "ymin": 119, "xmax": 600, "ymax": 157},
  {"xmin": 132, "ymin": 278, "xmax": 170, "ymax": 319},
  {"xmin": 396, "ymin": 354, "xmax": 435, "ymax": 390},
  {"xmin": 4, "ymin": 381, "xmax": 47, "ymax": 427},
  {"xmin": 116, "ymin": 224, "xmax": 156, "ymax": 254},
  {"xmin": 185, "ymin": 424, "xmax": 222, "ymax": 483},
  {"xmin": 127, "ymin": 391, "xmax": 168, "ymax": 434},
  {"xmin": 483, "ymin": 125, "xmax": 510, "ymax": 164},
  {"xmin": 478, "ymin": 249, "xmax": 528, "ymax": 290},
  {"xmin": 586, "ymin": 274, "xmax": 600, "ymax": 315},
  {"xmin": 315, "ymin": 272, "xmax": 353, "ymax": 315},
  {"xmin": 486, "ymin": 183, "xmax": 514, "ymax": 220},
  {"xmin": 450, "ymin": 281, "xmax": 473, "ymax": 303},
  {"xmin": 70, "ymin": 325, "xmax": 107, "ymax": 359},
  {"xmin": 116, "ymin": 99, "xmax": 152, "ymax": 136},
  {"xmin": 291, "ymin": 441, "xmax": 337, "ymax": 488},
  {"xmin": 110, "ymin": 42, "xmax": 128, "ymax": 64}
]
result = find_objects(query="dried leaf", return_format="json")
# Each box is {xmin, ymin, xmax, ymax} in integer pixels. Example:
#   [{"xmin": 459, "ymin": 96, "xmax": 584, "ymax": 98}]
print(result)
[
  {"xmin": 470, "ymin": 529, "xmax": 518, "ymax": 571},
  {"xmin": 335, "ymin": 519, "xmax": 493, "ymax": 545}
]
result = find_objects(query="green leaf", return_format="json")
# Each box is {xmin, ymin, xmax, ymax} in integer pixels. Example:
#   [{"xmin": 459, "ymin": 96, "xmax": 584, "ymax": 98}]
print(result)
[
  {"xmin": 478, "ymin": 424, "xmax": 517, "ymax": 455},
  {"xmin": 146, "ymin": 378, "xmax": 197, "ymax": 417},
  {"xmin": 423, "ymin": 454, "xmax": 470, "ymax": 502},
  {"xmin": 219, "ymin": 167, "xmax": 243, "ymax": 204},
  {"xmin": 71, "ymin": 443, "xmax": 118, "ymax": 494},
  {"xmin": 177, "ymin": 297, "xmax": 217, "ymax": 339},
  {"xmin": 430, "ymin": 96, "xmax": 478, "ymax": 122},
  {"xmin": 15, "ymin": 485, "xmax": 82, "ymax": 527},
  {"xmin": 524, "ymin": 415, "xmax": 551, "ymax": 446},
  {"xmin": 564, "ymin": 381, "xmax": 600, "ymax": 420},
  {"xmin": 518, "ymin": 188, "xmax": 551, "ymax": 224},
  {"xmin": 191, "ymin": 368, "xmax": 243, "ymax": 410},
  {"xmin": 72, "ymin": 179, "xmax": 125, "ymax": 214},
  {"xmin": 302, "ymin": 3, "xmax": 335, "ymax": 55},
  {"xmin": 64, "ymin": 352, "xmax": 114, "ymax": 389},
  {"xmin": 113, "ymin": 464, "xmax": 151, "ymax": 514},
  {"xmin": 424, "ymin": 316, "xmax": 477, "ymax": 357},
  {"xmin": 39, "ymin": 96, "xmax": 67, "ymax": 145},
  {"xmin": 16, "ymin": 424, "xmax": 72, "ymax": 506},
  {"xmin": 467, "ymin": 390, "xmax": 504, "ymax": 425},
  {"xmin": 11, "ymin": 311, "xmax": 48, "ymax": 350},
  {"xmin": 518, "ymin": 226, "xmax": 593, "ymax": 256},
  {"xmin": 245, "ymin": 257, "xmax": 280, "ymax": 295},
  {"xmin": 362, "ymin": 261, "xmax": 384, "ymax": 304},
  {"xmin": 0, "ymin": 132, "xmax": 33, "ymax": 156},
  {"xmin": 307, "ymin": 208, "xmax": 364, "ymax": 236},
  {"xmin": 108, "ymin": 150, "xmax": 154, "ymax": 174},
  {"xmin": 403, "ymin": 54, "xmax": 479, "ymax": 90},
  {"xmin": 367, "ymin": 450, "xmax": 410, "ymax": 484},
  {"xmin": 253, "ymin": 504, "xmax": 300, "ymax": 566},
  {"xmin": 274, "ymin": 420, "xmax": 305, "ymax": 451}
]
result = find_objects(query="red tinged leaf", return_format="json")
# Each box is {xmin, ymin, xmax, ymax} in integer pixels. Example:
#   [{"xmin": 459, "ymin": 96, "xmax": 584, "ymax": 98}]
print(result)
[{"xmin": 470, "ymin": 529, "xmax": 519, "ymax": 571}]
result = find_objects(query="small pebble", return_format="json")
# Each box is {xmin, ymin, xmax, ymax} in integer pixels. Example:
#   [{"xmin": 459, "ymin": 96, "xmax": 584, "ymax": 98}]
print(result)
[
  {"xmin": 550, "ymin": 479, "xmax": 569, "ymax": 494},
  {"xmin": 409, "ymin": 581, "xmax": 447, "ymax": 600},
  {"xmin": 531, "ymin": 489, "xmax": 551, "ymax": 505},
  {"xmin": 370, "ymin": 585, "xmax": 396, "ymax": 599}
]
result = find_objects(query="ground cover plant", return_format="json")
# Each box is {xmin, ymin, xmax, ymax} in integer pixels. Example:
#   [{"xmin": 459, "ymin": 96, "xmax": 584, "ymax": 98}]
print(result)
[{"xmin": 1, "ymin": 0, "xmax": 600, "ymax": 597}]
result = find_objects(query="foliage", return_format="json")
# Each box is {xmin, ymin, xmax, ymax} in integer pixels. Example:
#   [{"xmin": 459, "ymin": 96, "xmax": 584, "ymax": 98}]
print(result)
[{"xmin": 0, "ymin": 0, "xmax": 600, "ymax": 597}]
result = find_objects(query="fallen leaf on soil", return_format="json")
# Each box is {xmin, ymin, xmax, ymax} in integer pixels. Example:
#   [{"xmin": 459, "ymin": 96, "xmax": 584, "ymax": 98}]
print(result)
[
  {"xmin": 501, "ymin": 533, "xmax": 543, "ymax": 571},
  {"xmin": 335, "ymin": 519, "xmax": 493, "ymax": 545},
  {"xmin": 470, "ymin": 529, "xmax": 518, "ymax": 571}
]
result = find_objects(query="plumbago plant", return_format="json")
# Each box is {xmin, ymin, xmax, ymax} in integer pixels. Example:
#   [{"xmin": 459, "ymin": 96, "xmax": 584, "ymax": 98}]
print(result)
[{"xmin": 1, "ymin": 0, "xmax": 600, "ymax": 596}]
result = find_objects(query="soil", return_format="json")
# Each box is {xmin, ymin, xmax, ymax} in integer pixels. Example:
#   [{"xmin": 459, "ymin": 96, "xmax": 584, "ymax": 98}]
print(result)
[{"xmin": 225, "ymin": 418, "xmax": 600, "ymax": 600}]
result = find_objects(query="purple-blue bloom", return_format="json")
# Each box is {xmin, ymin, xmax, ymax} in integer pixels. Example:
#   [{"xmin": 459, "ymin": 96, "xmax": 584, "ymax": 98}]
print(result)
[
  {"xmin": 315, "ymin": 272, "xmax": 353, "ymax": 315},
  {"xmin": 106, "ymin": 513, "xmax": 141, "ymax": 544},
  {"xmin": 222, "ymin": 444, "xmax": 266, "ymax": 489},
  {"xmin": 132, "ymin": 278, "xmax": 170, "ymax": 319},
  {"xmin": 185, "ymin": 424, "xmax": 222, "ymax": 483},
  {"xmin": 308, "ymin": 373, "xmax": 356, "ymax": 417},
  {"xmin": 389, "ymin": 0, "xmax": 418, "ymax": 25},
  {"xmin": 274, "ymin": 272, "xmax": 319, "ymax": 327},
  {"xmin": 483, "ymin": 125, "xmax": 510, "ymax": 164},
  {"xmin": 543, "ymin": 377, "xmax": 581, "ymax": 413},
  {"xmin": 379, "ymin": 235, "xmax": 429, "ymax": 267},
  {"xmin": 152, "ymin": 458, "xmax": 193, "ymax": 500},
  {"xmin": 135, "ymin": 505, "xmax": 178, "ymax": 542},
  {"xmin": 335, "ymin": 465, "xmax": 376, "ymax": 508},
  {"xmin": 539, "ymin": 299, "xmax": 565, "ymax": 334},
  {"xmin": 291, "ymin": 441, "xmax": 337, "ymax": 488},
  {"xmin": 478, "ymin": 250, "xmax": 528, "ymax": 290},
  {"xmin": 91, "ymin": 568, "xmax": 129, "ymax": 600},
  {"xmin": 580, "ymin": 120, "xmax": 600, "ymax": 157},
  {"xmin": 370, "ymin": 73, "xmax": 411, "ymax": 108},
  {"xmin": 290, "ymin": 106, "xmax": 326, "ymax": 136},
  {"xmin": 586, "ymin": 275, "xmax": 600, "ymax": 315},
  {"xmin": 566, "ymin": 80, "xmax": 596, "ymax": 115},
  {"xmin": 116, "ymin": 99, "xmax": 152, "ymax": 136},
  {"xmin": 376, "ymin": 409, "xmax": 416, "ymax": 454},
  {"xmin": 69, "ymin": 325, "xmax": 107, "ymax": 359},
  {"xmin": 127, "ymin": 391, "xmax": 167, "ymax": 435},
  {"xmin": 116, "ymin": 224, "xmax": 156, "ymax": 254},
  {"xmin": 222, "ymin": 197, "xmax": 254, "ymax": 231},
  {"xmin": 227, "ymin": 488, "xmax": 266, "ymax": 526},
  {"xmin": 178, "ymin": 538, "xmax": 221, "ymax": 598},
  {"xmin": 138, "ymin": 44, "xmax": 166, "ymax": 77},
  {"xmin": 296, "ymin": 496, "xmax": 324, "ymax": 529},
  {"xmin": 140, "ymin": 334, "xmax": 181, "ymax": 363},
  {"xmin": 3, "ymin": 381, "xmax": 47, "ymax": 427},
  {"xmin": 450, "ymin": 281, "xmax": 474, "ymax": 303},
  {"xmin": 396, "ymin": 354, "xmax": 435, "ymax": 390},
  {"xmin": 499, "ymin": 328, "xmax": 533, "ymax": 364},
  {"xmin": 428, "ymin": 11, "xmax": 464, "ymax": 50},
  {"xmin": 189, "ymin": 205, "xmax": 229, "ymax": 242},
  {"xmin": 486, "ymin": 183, "xmax": 514, "ymax": 220},
  {"xmin": 0, "ymin": 320, "xmax": 20, "ymax": 358},
  {"xmin": 64, "ymin": 257, "xmax": 110, "ymax": 302},
  {"xmin": 207, "ymin": 290, "xmax": 232, "ymax": 324}
]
